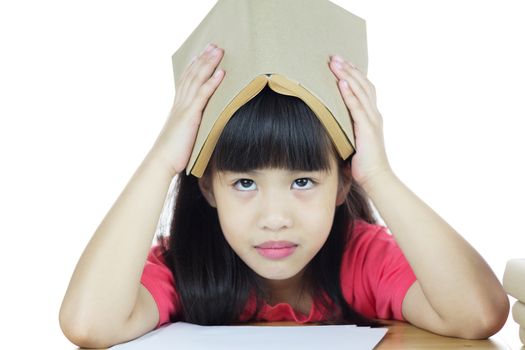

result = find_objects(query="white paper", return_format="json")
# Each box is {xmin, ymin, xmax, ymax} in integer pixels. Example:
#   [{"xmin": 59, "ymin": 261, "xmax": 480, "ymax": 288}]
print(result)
[{"xmin": 111, "ymin": 322, "xmax": 388, "ymax": 350}]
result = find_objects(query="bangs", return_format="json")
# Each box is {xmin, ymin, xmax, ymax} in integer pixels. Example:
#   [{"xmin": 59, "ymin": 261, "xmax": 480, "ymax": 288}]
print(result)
[{"xmin": 208, "ymin": 85, "xmax": 340, "ymax": 175}]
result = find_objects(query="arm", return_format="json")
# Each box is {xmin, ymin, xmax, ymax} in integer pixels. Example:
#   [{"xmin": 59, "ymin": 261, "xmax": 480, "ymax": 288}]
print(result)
[
  {"xmin": 59, "ymin": 152, "xmax": 174, "ymax": 347},
  {"xmin": 327, "ymin": 54, "xmax": 509, "ymax": 340},
  {"xmin": 362, "ymin": 170, "xmax": 509, "ymax": 339},
  {"xmin": 59, "ymin": 43, "xmax": 226, "ymax": 348}
]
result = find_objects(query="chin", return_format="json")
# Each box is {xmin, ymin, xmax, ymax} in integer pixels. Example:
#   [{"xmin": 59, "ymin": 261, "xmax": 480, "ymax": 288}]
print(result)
[{"xmin": 251, "ymin": 263, "xmax": 306, "ymax": 281}]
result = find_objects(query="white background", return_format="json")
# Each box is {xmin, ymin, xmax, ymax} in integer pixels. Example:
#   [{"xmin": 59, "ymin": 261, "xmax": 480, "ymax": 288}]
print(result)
[{"xmin": 0, "ymin": 1, "xmax": 524, "ymax": 349}]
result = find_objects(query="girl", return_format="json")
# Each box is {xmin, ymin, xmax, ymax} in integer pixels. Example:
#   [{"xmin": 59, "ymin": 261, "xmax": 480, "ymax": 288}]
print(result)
[{"xmin": 59, "ymin": 43, "xmax": 509, "ymax": 348}]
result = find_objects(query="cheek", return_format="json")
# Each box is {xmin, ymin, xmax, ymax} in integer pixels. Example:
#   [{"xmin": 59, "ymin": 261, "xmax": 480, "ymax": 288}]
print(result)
[
  {"xmin": 301, "ymin": 188, "xmax": 337, "ymax": 222},
  {"xmin": 305, "ymin": 206, "xmax": 335, "ymax": 238},
  {"xmin": 216, "ymin": 202, "xmax": 252, "ymax": 247},
  {"xmin": 301, "ymin": 197, "xmax": 337, "ymax": 243}
]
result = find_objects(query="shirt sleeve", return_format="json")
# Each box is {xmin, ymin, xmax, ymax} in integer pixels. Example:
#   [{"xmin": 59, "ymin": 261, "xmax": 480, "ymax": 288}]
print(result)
[
  {"xmin": 371, "ymin": 227, "xmax": 417, "ymax": 320},
  {"xmin": 140, "ymin": 244, "xmax": 180, "ymax": 329},
  {"xmin": 342, "ymin": 220, "xmax": 417, "ymax": 321}
]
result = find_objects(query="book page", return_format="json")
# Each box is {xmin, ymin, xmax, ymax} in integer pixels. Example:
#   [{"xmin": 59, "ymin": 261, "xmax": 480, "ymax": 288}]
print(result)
[{"xmin": 112, "ymin": 322, "xmax": 388, "ymax": 350}]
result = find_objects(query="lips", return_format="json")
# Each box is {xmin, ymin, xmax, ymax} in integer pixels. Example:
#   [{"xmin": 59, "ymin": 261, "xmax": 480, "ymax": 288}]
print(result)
[{"xmin": 254, "ymin": 240, "xmax": 298, "ymax": 249}]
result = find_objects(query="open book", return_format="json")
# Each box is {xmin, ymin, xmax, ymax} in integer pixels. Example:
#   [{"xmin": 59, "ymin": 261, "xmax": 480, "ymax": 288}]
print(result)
[{"xmin": 170, "ymin": 0, "xmax": 368, "ymax": 177}]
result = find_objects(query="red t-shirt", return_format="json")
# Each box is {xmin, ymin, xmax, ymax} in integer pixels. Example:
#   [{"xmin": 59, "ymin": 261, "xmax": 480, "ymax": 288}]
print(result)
[{"xmin": 140, "ymin": 219, "xmax": 417, "ymax": 329}]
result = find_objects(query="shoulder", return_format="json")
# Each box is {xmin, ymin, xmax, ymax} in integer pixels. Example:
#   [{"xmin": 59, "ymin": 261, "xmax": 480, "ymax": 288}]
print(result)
[
  {"xmin": 350, "ymin": 218, "xmax": 387, "ymax": 237},
  {"xmin": 340, "ymin": 218, "xmax": 415, "ymax": 295},
  {"xmin": 343, "ymin": 218, "xmax": 409, "ymax": 269},
  {"xmin": 346, "ymin": 219, "xmax": 394, "ymax": 254}
]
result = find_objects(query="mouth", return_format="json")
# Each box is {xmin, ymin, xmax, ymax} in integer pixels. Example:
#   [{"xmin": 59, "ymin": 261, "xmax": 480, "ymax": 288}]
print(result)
[
  {"xmin": 254, "ymin": 240, "xmax": 298, "ymax": 249},
  {"xmin": 254, "ymin": 241, "xmax": 298, "ymax": 260}
]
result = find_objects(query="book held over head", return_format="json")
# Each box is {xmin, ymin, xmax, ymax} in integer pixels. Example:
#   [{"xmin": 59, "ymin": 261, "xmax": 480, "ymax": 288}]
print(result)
[{"xmin": 170, "ymin": 0, "xmax": 368, "ymax": 177}]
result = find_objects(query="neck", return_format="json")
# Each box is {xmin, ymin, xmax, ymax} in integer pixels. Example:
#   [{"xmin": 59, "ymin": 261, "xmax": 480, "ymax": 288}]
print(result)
[{"xmin": 263, "ymin": 266, "xmax": 311, "ymax": 306}]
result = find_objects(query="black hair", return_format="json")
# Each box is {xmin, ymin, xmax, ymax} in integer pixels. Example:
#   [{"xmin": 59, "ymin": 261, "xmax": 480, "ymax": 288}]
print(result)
[{"xmin": 155, "ymin": 85, "xmax": 385, "ymax": 327}]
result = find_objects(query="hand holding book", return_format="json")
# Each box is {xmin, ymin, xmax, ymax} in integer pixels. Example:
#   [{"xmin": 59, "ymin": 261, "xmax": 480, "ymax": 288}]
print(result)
[
  {"xmin": 328, "ymin": 54, "xmax": 393, "ymax": 190},
  {"xmin": 150, "ymin": 43, "xmax": 225, "ymax": 176}
]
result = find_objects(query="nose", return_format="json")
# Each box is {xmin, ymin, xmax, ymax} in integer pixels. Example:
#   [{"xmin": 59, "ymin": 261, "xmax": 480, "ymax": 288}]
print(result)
[{"xmin": 256, "ymin": 193, "xmax": 293, "ymax": 231}]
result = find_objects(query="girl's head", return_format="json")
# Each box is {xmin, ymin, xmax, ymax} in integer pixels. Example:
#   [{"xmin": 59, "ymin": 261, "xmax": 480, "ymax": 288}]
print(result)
[
  {"xmin": 157, "ymin": 85, "xmax": 382, "ymax": 326},
  {"xmin": 196, "ymin": 85, "xmax": 352, "ymax": 284}
]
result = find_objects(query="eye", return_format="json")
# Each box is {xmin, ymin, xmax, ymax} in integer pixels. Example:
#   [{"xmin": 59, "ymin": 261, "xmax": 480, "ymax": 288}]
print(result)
[
  {"xmin": 293, "ymin": 178, "xmax": 316, "ymax": 189},
  {"xmin": 232, "ymin": 178, "xmax": 317, "ymax": 192},
  {"xmin": 233, "ymin": 179, "xmax": 257, "ymax": 191}
]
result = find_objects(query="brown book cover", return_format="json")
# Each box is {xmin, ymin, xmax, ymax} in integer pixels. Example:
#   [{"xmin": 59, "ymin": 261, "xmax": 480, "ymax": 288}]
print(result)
[
  {"xmin": 171, "ymin": 0, "xmax": 368, "ymax": 177},
  {"xmin": 503, "ymin": 258, "xmax": 525, "ymax": 301}
]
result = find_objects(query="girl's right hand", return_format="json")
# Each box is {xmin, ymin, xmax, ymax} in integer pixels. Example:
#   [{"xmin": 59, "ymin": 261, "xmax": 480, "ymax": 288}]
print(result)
[{"xmin": 148, "ymin": 43, "xmax": 225, "ymax": 176}]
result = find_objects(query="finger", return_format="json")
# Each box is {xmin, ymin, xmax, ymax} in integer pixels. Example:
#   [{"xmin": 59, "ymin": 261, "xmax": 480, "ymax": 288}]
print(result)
[
  {"xmin": 178, "ymin": 54, "xmax": 199, "ymax": 85},
  {"xmin": 184, "ymin": 46, "xmax": 224, "ymax": 102},
  {"xmin": 342, "ymin": 75, "xmax": 381, "ymax": 124},
  {"xmin": 344, "ymin": 62, "xmax": 375, "ymax": 100},
  {"xmin": 344, "ymin": 62, "xmax": 378, "ymax": 108},
  {"xmin": 329, "ymin": 59, "xmax": 372, "ymax": 100},
  {"xmin": 329, "ymin": 57, "xmax": 377, "ymax": 106},
  {"xmin": 179, "ymin": 43, "xmax": 217, "ymax": 101},
  {"xmin": 191, "ymin": 68, "xmax": 225, "ymax": 113},
  {"xmin": 330, "ymin": 62, "xmax": 373, "ymax": 121},
  {"xmin": 338, "ymin": 78, "xmax": 369, "ymax": 124},
  {"xmin": 329, "ymin": 61, "xmax": 380, "ymax": 122}
]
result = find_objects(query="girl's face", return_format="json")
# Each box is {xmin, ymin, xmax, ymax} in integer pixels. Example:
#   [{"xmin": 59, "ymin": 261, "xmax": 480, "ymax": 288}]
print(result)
[{"xmin": 198, "ymin": 153, "xmax": 351, "ymax": 283}]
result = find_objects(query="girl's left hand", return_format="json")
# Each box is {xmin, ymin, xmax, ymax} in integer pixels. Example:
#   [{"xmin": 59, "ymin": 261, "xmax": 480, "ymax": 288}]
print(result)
[{"xmin": 328, "ymin": 54, "xmax": 394, "ymax": 190}]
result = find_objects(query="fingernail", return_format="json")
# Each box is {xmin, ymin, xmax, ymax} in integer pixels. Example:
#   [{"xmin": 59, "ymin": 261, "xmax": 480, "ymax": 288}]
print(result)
[
  {"xmin": 204, "ymin": 43, "xmax": 215, "ymax": 53},
  {"xmin": 211, "ymin": 47, "xmax": 221, "ymax": 57},
  {"xmin": 213, "ymin": 69, "xmax": 223, "ymax": 79},
  {"xmin": 331, "ymin": 54, "xmax": 344, "ymax": 63}
]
